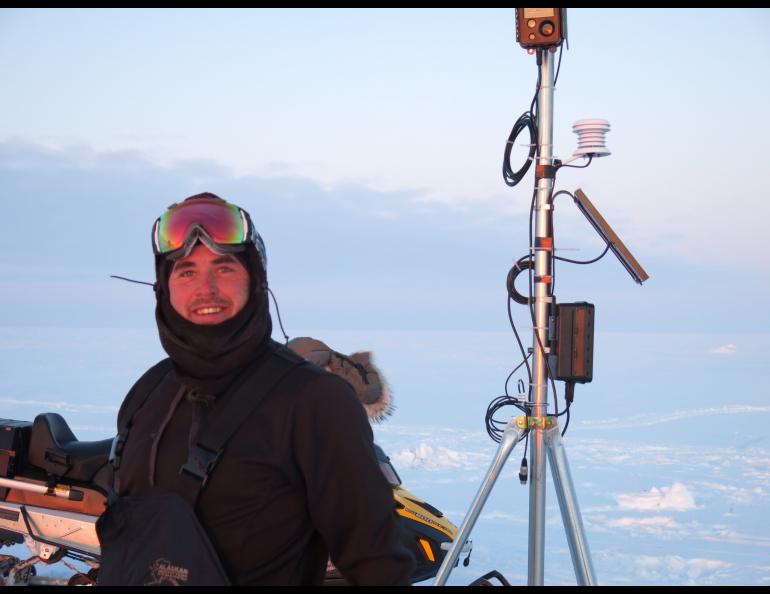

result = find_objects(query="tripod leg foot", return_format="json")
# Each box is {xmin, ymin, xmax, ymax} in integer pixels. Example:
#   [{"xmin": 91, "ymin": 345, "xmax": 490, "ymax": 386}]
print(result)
[
  {"xmin": 545, "ymin": 427, "xmax": 597, "ymax": 586},
  {"xmin": 433, "ymin": 419, "xmax": 527, "ymax": 586}
]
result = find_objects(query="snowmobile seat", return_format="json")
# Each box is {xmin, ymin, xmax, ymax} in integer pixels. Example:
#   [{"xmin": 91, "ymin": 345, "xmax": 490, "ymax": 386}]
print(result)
[{"xmin": 27, "ymin": 413, "xmax": 113, "ymax": 482}]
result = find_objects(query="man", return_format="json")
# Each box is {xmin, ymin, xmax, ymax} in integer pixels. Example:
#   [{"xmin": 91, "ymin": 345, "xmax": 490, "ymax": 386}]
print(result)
[{"xmin": 104, "ymin": 193, "xmax": 415, "ymax": 585}]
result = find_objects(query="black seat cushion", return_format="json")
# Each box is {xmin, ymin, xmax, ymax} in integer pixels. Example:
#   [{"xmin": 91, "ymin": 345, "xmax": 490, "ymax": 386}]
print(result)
[{"xmin": 27, "ymin": 413, "xmax": 112, "ymax": 482}]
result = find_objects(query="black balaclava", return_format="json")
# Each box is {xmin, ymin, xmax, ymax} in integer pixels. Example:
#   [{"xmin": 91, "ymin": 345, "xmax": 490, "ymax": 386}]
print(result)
[{"xmin": 153, "ymin": 194, "xmax": 273, "ymax": 399}]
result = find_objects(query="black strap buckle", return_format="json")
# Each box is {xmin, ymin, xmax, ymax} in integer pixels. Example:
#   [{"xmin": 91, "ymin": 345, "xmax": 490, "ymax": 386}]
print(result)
[
  {"xmin": 179, "ymin": 444, "xmax": 221, "ymax": 486},
  {"xmin": 109, "ymin": 432, "xmax": 127, "ymax": 470}
]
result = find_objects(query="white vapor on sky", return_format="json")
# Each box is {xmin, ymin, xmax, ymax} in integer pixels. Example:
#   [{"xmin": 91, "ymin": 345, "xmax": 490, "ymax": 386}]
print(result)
[
  {"xmin": 710, "ymin": 343, "xmax": 737, "ymax": 356},
  {"xmin": 391, "ymin": 442, "xmax": 474, "ymax": 471},
  {"xmin": 616, "ymin": 482, "xmax": 697, "ymax": 512}
]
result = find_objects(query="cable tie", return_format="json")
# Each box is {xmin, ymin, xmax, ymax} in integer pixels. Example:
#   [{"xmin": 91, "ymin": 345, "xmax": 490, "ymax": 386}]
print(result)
[{"xmin": 526, "ymin": 341, "xmax": 551, "ymax": 352}]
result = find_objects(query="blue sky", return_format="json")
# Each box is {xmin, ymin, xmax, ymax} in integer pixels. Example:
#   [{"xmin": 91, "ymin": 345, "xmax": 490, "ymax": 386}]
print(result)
[
  {"xmin": 1, "ymin": 8, "xmax": 769, "ymax": 586},
  {"xmin": 2, "ymin": 8, "xmax": 769, "ymax": 270}
]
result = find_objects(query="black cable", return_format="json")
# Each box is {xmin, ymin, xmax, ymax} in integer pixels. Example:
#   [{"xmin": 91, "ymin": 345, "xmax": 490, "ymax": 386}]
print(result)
[
  {"xmin": 550, "ymin": 189, "xmax": 614, "ymax": 265},
  {"xmin": 532, "ymin": 54, "xmax": 542, "ymax": 116},
  {"xmin": 553, "ymin": 230, "xmax": 558, "ymax": 296},
  {"xmin": 489, "ymin": 379, "xmax": 531, "ymax": 443},
  {"xmin": 490, "ymin": 220, "xmax": 539, "ymax": 443},
  {"xmin": 111, "ymin": 273, "xmax": 292, "ymax": 346},
  {"xmin": 506, "ymin": 260, "xmax": 534, "ymax": 401},
  {"xmin": 554, "ymin": 243, "xmax": 611, "ymax": 265},
  {"xmin": 553, "ymin": 44, "xmax": 564, "ymax": 86},
  {"xmin": 491, "ymin": 205, "xmax": 537, "ymax": 443},
  {"xmin": 110, "ymin": 275, "xmax": 154, "ymax": 287},
  {"xmin": 490, "ymin": 49, "xmax": 569, "ymax": 443},
  {"xmin": 507, "ymin": 268, "xmax": 532, "ymax": 383},
  {"xmin": 558, "ymin": 155, "xmax": 593, "ymax": 169},
  {"xmin": 266, "ymin": 287, "xmax": 290, "ymax": 344},
  {"xmin": 560, "ymin": 382, "xmax": 575, "ymax": 432},
  {"xmin": 551, "ymin": 189, "xmax": 576, "ymax": 202},
  {"xmin": 502, "ymin": 112, "xmax": 536, "ymax": 187},
  {"xmin": 485, "ymin": 395, "xmax": 529, "ymax": 443},
  {"xmin": 503, "ymin": 46, "xmax": 586, "ymax": 438},
  {"xmin": 502, "ymin": 67, "xmax": 541, "ymax": 188},
  {"xmin": 507, "ymin": 256, "xmax": 533, "ymax": 306},
  {"xmin": 504, "ymin": 351, "xmax": 532, "ymax": 398},
  {"xmin": 519, "ymin": 378, "xmax": 531, "ymax": 457}
]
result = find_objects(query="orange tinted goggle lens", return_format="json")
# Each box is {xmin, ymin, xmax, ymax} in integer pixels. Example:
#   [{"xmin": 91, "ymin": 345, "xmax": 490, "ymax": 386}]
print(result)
[{"xmin": 156, "ymin": 201, "xmax": 247, "ymax": 254}]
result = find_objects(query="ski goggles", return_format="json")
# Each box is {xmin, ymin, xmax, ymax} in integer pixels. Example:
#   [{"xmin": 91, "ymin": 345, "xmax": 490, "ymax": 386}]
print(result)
[{"xmin": 151, "ymin": 198, "xmax": 266, "ymax": 268}]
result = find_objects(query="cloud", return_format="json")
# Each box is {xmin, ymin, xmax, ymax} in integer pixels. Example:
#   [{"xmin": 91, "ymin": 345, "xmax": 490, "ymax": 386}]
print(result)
[
  {"xmin": 607, "ymin": 516, "xmax": 680, "ymax": 534},
  {"xmin": 697, "ymin": 481, "xmax": 768, "ymax": 505},
  {"xmin": 616, "ymin": 482, "xmax": 696, "ymax": 512},
  {"xmin": 391, "ymin": 442, "xmax": 473, "ymax": 471},
  {"xmin": 632, "ymin": 555, "xmax": 732, "ymax": 584},
  {"xmin": 0, "ymin": 139, "xmax": 536, "ymax": 332},
  {"xmin": 701, "ymin": 531, "xmax": 770, "ymax": 549},
  {"xmin": 577, "ymin": 405, "xmax": 770, "ymax": 430},
  {"xmin": 710, "ymin": 343, "xmax": 737, "ymax": 355},
  {"xmin": 478, "ymin": 510, "xmax": 526, "ymax": 524},
  {"xmin": 0, "ymin": 397, "xmax": 119, "ymax": 414}
]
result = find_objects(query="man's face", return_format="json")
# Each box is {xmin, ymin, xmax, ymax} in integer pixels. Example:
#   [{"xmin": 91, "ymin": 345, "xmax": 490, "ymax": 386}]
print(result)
[{"xmin": 168, "ymin": 243, "xmax": 250, "ymax": 325}]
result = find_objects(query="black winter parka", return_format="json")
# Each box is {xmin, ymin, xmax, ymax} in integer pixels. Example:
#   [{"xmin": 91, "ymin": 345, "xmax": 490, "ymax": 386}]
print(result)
[{"xmin": 116, "ymin": 354, "xmax": 415, "ymax": 586}]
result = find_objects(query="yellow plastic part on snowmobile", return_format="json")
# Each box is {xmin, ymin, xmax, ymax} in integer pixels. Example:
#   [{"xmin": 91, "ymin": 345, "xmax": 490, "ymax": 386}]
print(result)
[{"xmin": 393, "ymin": 485, "xmax": 457, "ymax": 541}]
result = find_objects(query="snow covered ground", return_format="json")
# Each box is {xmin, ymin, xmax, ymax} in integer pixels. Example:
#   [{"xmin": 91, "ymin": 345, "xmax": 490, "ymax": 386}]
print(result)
[
  {"xmin": 376, "ymin": 420, "xmax": 770, "ymax": 586},
  {"xmin": 1, "ymin": 326, "xmax": 769, "ymax": 586}
]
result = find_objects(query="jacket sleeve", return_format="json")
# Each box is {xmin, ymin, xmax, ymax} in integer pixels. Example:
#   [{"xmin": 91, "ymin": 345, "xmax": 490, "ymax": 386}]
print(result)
[{"xmin": 289, "ymin": 373, "xmax": 416, "ymax": 586}]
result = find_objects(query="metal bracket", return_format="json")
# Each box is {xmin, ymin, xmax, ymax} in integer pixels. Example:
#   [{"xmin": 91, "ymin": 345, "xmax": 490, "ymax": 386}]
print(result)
[{"xmin": 516, "ymin": 416, "xmax": 556, "ymax": 430}]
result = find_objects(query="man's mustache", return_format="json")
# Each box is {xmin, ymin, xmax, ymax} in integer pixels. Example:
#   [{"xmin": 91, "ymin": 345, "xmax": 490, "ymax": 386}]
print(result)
[{"xmin": 188, "ymin": 297, "xmax": 231, "ymax": 310}]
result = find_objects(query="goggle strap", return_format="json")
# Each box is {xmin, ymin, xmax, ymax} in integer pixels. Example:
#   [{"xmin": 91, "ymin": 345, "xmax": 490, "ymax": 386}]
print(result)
[
  {"xmin": 239, "ymin": 208, "xmax": 249, "ymax": 239},
  {"xmin": 152, "ymin": 218, "xmax": 161, "ymax": 254}
]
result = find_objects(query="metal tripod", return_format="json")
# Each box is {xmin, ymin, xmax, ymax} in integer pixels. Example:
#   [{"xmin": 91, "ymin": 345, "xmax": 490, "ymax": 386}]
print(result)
[{"xmin": 433, "ymin": 48, "xmax": 596, "ymax": 586}]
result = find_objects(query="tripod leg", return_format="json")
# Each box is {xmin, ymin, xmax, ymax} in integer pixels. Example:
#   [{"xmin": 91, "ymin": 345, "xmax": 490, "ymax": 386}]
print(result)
[
  {"xmin": 545, "ymin": 426, "xmax": 597, "ymax": 586},
  {"xmin": 432, "ymin": 419, "xmax": 527, "ymax": 586}
]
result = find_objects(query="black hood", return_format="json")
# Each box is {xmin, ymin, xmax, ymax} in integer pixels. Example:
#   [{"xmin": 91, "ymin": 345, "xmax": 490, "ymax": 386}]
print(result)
[{"xmin": 154, "ymin": 241, "xmax": 273, "ymax": 399}]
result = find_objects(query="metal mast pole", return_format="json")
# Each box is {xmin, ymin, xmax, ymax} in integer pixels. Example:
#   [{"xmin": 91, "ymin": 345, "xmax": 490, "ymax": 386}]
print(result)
[{"xmin": 528, "ymin": 47, "xmax": 555, "ymax": 586}]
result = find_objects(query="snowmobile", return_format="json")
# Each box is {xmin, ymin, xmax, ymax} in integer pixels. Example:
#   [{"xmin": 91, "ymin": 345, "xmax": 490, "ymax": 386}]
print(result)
[
  {"xmin": 0, "ymin": 415, "xmax": 470, "ymax": 585},
  {"xmin": 0, "ymin": 338, "xmax": 471, "ymax": 586}
]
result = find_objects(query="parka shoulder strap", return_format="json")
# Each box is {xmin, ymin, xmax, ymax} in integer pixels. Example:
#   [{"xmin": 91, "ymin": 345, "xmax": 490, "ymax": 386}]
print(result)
[
  {"xmin": 179, "ymin": 344, "xmax": 306, "ymax": 500},
  {"xmin": 110, "ymin": 358, "xmax": 174, "ymax": 472},
  {"xmin": 117, "ymin": 358, "xmax": 174, "ymax": 433}
]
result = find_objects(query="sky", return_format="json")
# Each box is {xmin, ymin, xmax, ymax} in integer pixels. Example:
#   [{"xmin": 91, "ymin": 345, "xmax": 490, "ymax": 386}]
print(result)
[{"xmin": 1, "ymin": 8, "xmax": 769, "ymax": 586}]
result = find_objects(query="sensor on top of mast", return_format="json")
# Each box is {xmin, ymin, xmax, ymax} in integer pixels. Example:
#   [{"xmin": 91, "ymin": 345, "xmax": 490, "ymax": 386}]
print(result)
[{"xmin": 515, "ymin": 8, "xmax": 567, "ymax": 50}]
